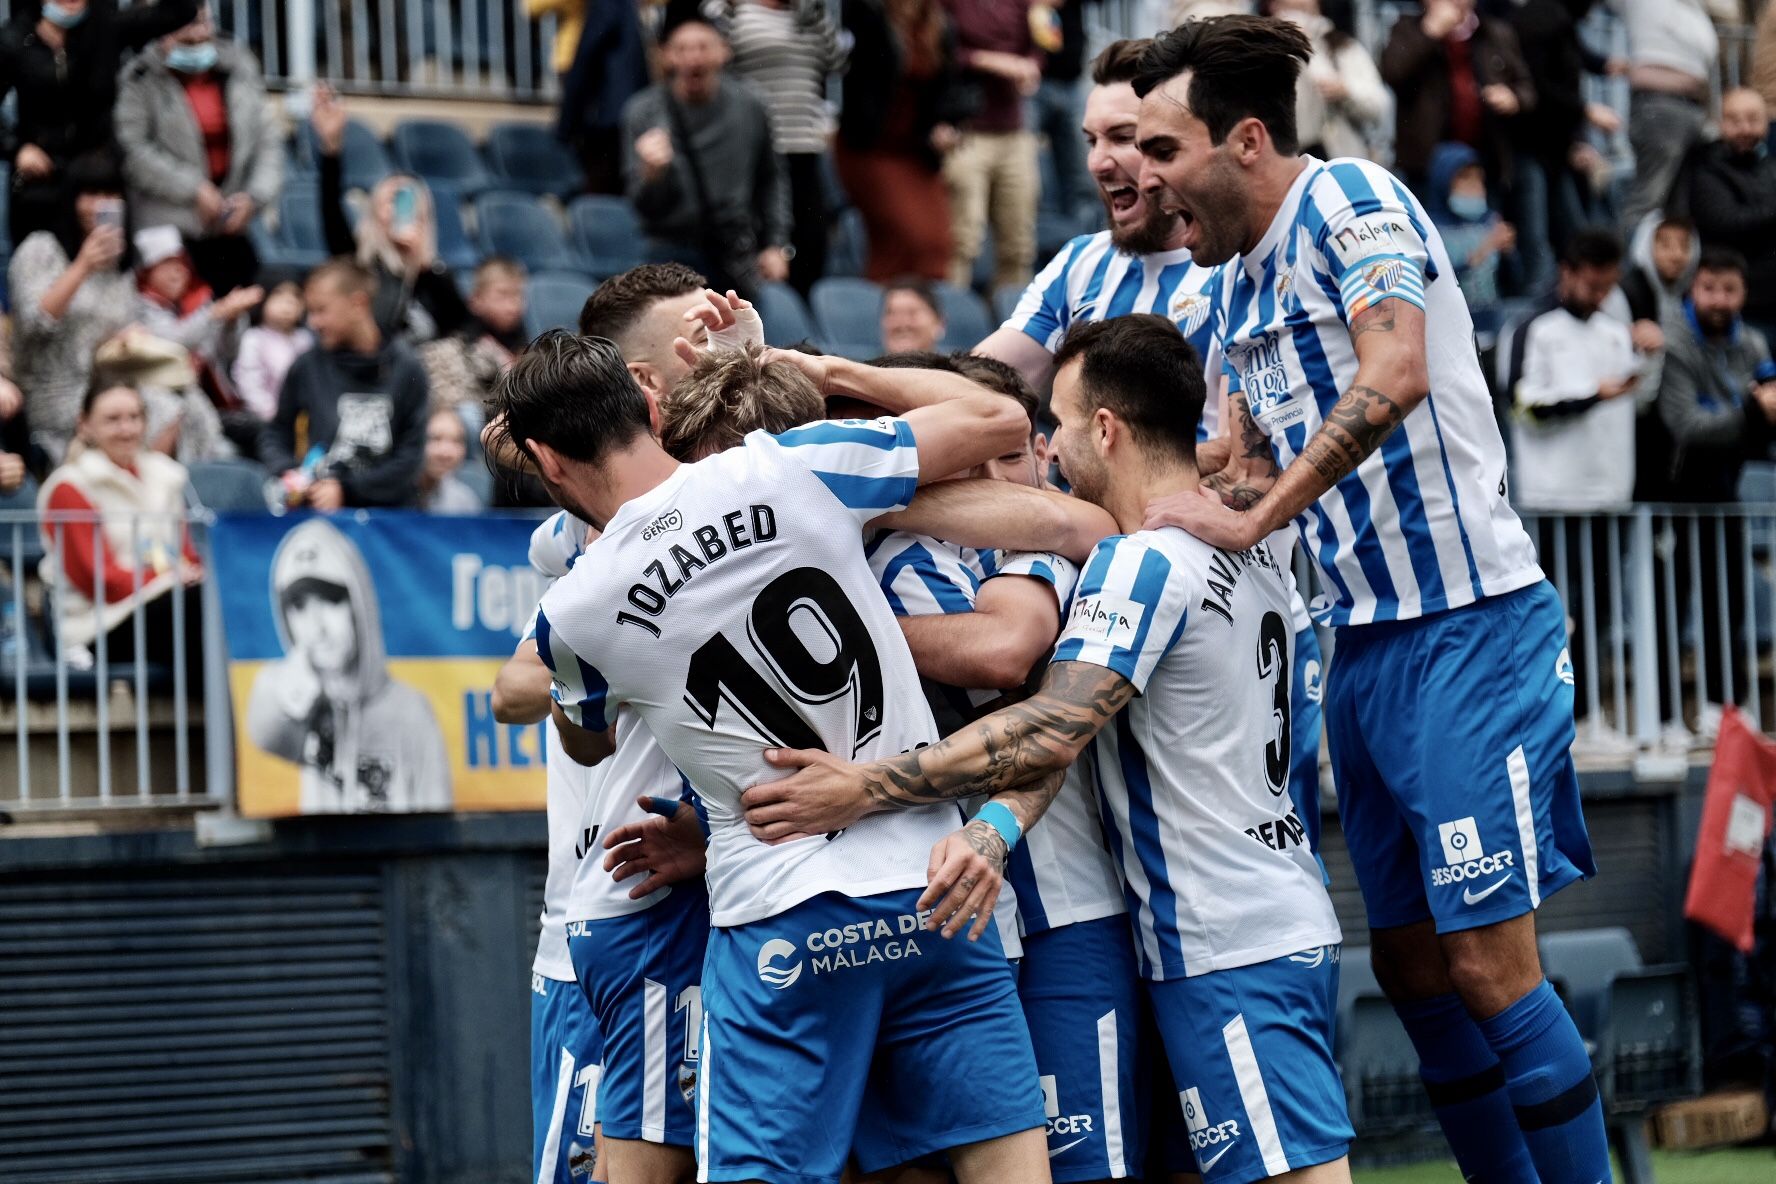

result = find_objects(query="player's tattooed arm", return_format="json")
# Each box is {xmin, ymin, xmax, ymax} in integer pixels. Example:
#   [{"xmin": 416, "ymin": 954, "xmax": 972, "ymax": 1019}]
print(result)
[
  {"xmin": 1297, "ymin": 383, "xmax": 1407, "ymax": 485},
  {"xmin": 742, "ymin": 663, "xmax": 1133, "ymax": 842},
  {"xmin": 1201, "ymin": 394, "xmax": 1284, "ymax": 511}
]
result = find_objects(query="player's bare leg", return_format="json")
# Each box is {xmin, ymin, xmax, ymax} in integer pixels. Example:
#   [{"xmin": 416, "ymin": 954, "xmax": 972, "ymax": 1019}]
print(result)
[
  {"xmin": 950, "ymin": 1128, "xmax": 1051, "ymax": 1184},
  {"xmin": 599, "ymin": 1137, "xmax": 694, "ymax": 1184},
  {"xmin": 1440, "ymin": 914, "xmax": 1546, "ymax": 1017},
  {"xmin": 590, "ymin": 1126, "xmax": 608, "ymax": 1184}
]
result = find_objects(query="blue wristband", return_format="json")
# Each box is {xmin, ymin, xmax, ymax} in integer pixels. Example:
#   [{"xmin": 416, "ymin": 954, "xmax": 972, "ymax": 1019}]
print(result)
[{"xmin": 972, "ymin": 801, "xmax": 1023, "ymax": 851}]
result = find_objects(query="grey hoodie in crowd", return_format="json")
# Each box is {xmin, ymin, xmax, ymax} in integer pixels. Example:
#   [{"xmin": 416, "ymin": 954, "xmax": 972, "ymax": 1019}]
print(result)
[
  {"xmin": 246, "ymin": 518, "xmax": 450, "ymax": 814},
  {"xmin": 259, "ymin": 341, "xmax": 430, "ymax": 506},
  {"xmin": 115, "ymin": 39, "xmax": 282, "ymax": 240}
]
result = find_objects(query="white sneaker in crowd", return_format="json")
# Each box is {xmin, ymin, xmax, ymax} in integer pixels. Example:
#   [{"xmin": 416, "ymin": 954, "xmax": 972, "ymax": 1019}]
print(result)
[{"xmin": 1694, "ymin": 702, "xmax": 1725, "ymax": 746}]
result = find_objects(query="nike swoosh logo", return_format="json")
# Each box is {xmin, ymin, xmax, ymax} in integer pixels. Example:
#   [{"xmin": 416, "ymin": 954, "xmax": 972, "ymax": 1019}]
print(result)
[
  {"xmin": 1462, "ymin": 875, "xmax": 1513, "ymax": 906},
  {"xmin": 1197, "ymin": 1142, "xmax": 1237, "ymax": 1173},
  {"xmin": 1048, "ymin": 1137, "xmax": 1087, "ymax": 1159}
]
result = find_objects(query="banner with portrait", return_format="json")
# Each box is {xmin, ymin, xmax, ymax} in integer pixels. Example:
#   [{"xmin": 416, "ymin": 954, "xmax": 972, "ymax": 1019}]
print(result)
[{"xmin": 212, "ymin": 511, "xmax": 553, "ymax": 817}]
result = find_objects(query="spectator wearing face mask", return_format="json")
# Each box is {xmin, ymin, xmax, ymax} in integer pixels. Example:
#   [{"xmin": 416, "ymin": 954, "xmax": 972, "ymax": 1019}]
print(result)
[
  {"xmin": 0, "ymin": 0, "xmax": 198, "ymax": 249},
  {"xmin": 1688, "ymin": 88, "xmax": 1776, "ymax": 347},
  {"xmin": 114, "ymin": 1, "xmax": 280, "ymax": 296},
  {"xmin": 417, "ymin": 407, "xmax": 484, "ymax": 514},
  {"xmin": 1426, "ymin": 142, "xmax": 1518, "ymax": 336}
]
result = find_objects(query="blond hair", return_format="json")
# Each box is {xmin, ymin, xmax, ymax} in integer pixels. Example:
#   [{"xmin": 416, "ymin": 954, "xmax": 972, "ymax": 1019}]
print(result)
[{"xmin": 661, "ymin": 345, "xmax": 824, "ymax": 461}]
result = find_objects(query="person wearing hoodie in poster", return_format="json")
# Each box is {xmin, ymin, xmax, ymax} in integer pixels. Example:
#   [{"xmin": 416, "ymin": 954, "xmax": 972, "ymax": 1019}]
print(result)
[
  {"xmin": 260, "ymin": 259, "xmax": 429, "ymax": 512},
  {"xmin": 1425, "ymin": 142, "xmax": 1518, "ymax": 336},
  {"xmin": 247, "ymin": 516, "xmax": 450, "ymax": 814}
]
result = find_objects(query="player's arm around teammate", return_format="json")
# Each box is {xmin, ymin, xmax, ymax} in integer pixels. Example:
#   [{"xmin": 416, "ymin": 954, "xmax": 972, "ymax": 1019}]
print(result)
[{"xmin": 493, "ymin": 638, "xmax": 553, "ymax": 725}]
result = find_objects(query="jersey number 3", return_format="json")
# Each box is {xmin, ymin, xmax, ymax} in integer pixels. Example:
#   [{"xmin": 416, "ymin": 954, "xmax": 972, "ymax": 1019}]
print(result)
[
  {"xmin": 1256, "ymin": 611, "xmax": 1291, "ymax": 795},
  {"xmin": 684, "ymin": 566, "xmax": 885, "ymax": 754}
]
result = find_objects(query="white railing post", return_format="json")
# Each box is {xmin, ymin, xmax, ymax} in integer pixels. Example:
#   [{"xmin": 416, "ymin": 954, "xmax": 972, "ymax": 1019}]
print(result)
[
  {"xmin": 286, "ymin": 0, "xmax": 317, "ymax": 86},
  {"xmin": 1630, "ymin": 507, "xmax": 1661, "ymax": 747}
]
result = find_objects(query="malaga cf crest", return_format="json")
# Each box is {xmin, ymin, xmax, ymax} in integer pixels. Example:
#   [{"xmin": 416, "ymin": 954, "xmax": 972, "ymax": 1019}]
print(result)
[{"xmin": 1170, "ymin": 290, "xmax": 1212, "ymax": 337}]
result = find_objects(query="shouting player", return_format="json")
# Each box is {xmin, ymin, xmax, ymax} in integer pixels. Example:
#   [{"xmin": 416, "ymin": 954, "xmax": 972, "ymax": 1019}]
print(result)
[
  {"xmin": 743, "ymin": 314, "xmax": 1353, "ymax": 1184},
  {"xmin": 1134, "ymin": 17, "xmax": 1603, "ymax": 1183},
  {"xmin": 498, "ymin": 334, "xmax": 1056, "ymax": 1184}
]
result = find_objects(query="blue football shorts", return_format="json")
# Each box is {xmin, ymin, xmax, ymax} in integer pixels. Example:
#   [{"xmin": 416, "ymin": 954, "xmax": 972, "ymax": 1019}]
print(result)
[{"xmin": 531, "ymin": 973, "xmax": 604, "ymax": 1184}]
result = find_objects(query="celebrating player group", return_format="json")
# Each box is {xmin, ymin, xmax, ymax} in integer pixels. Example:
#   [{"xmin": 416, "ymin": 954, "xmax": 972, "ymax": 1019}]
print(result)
[{"xmin": 491, "ymin": 15, "xmax": 1605, "ymax": 1184}]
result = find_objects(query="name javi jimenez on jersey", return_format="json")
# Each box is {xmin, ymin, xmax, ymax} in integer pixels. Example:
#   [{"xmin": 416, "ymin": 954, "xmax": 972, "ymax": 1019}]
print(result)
[{"xmin": 616, "ymin": 504, "xmax": 778, "ymax": 637}]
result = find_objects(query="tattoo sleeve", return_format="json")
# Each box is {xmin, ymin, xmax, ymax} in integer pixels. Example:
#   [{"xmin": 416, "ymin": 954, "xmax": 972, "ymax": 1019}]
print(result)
[
  {"xmin": 1296, "ymin": 382, "xmax": 1408, "ymax": 485},
  {"xmin": 858, "ymin": 662, "xmax": 1137, "ymax": 811},
  {"xmin": 1203, "ymin": 394, "xmax": 1283, "ymax": 510}
]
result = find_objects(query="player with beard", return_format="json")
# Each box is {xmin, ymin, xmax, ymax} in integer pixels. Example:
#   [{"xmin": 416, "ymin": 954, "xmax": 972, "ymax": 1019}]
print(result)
[{"xmin": 1132, "ymin": 18, "xmax": 1603, "ymax": 1184}]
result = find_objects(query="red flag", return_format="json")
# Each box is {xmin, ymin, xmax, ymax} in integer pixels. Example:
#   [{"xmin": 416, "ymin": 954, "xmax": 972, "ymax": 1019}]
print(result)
[{"xmin": 1684, "ymin": 707, "xmax": 1776, "ymax": 952}]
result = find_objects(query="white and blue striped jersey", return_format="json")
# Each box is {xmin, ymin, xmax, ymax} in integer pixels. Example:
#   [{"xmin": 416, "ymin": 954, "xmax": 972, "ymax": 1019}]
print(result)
[
  {"xmin": 1005, "ymin": 233, "xmax": 1225, "ymax": 368},
  {"xmin": 1055, "ymin": 530, "xmax": 1340, "ymax": 980},
  {"xmin": 529, "ymin": 510, "xmax": 591, "ymax": 577},
  {"xmin": 1218, "ymin": 157, "xmax": 1541, "ymax": 627},
  {"xmin": 535, "ymin": 420, "xmax": 960, "ymax": 927}
]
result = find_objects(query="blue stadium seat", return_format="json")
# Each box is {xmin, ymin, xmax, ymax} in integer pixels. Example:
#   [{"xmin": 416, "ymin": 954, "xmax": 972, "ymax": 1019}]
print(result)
[
  {"xmin": 253, "ymin": 181, "xmax": 328, "ymax": 270},
  {"xmin": 426, "ymin": 181, "xmax": 480, "ymax": 274},
  {"xmin": 992, "ymin": 283, "xmax": 1025, "ymax": 326},
  {"xmin": 186, "ymin": 460, "xmax": 271, "ymax": 513},
  {"xmin": 935, "ymin": 283, "xmax": 993, "ymax": 353},
  {"xmin": 296, "ymin": 117, "xmax": 394, "ymax": 192},
  {"xmin": 477, "ymin": 192, "xmax": 581, "ymax": 276},
  {"xmin": 827, "ymin": 209, "xmax": 867, "ymax": 279},
  {"xmin": 754, "ymin": 282, "xmax": 819, "ymax": 349},
  {"xmin": 485, "ymin": 122, "xmax": 584, "ymax": 200},
  {"xmin": 526, "ymin": 270, "xmax": 599, "ymax": 337},
  {"xmin": 569, "ymin": 195, "xmax": 646, "ymax": 278},
  {"xmin": 811, "ymin": 277, "xmax": 884, "ymax": 360},
  {"xmin": 390, "ymin": 119, "xmax": 494, "ymax": 199}
]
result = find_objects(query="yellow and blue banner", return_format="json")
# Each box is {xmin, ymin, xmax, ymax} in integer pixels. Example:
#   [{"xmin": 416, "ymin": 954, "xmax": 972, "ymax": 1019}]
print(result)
[{"xmin": 213, "ymin": 511, "xmax": 553, "ymax": 818}]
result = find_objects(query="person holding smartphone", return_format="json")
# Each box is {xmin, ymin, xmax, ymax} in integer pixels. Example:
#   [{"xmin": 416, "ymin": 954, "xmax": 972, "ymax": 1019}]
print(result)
[
  {"xmin": 5, "ymin": 153, "xmax": 142, "ymax": 464},
  {"xmin": 309, "ymin": 83, "xmax": 471, "ymax": 345}
]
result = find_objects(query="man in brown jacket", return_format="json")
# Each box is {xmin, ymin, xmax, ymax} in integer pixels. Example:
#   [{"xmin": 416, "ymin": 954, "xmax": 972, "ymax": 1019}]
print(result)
[{"xmin": 1380, "ymin": 0, "xmax": 1535, "ymax": 195}]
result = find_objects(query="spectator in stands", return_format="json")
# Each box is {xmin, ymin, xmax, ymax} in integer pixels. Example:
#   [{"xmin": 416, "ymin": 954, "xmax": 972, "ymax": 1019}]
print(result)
[
  {"xmin": 260, "ymin": 260, "xmax": 429, "ymax": 511},
  {"xmin": 417, "ymin": 407, "xmax": 484, "ymax": 514},
  {"xmin": 1268, "ymin": 0, "xmax": 1387, "ymax": 160},
  {"xmin": 880, "ymin": 278, "xmax": 947, "ymax": 354},
  {"xmin": 1656, "ymin": 248, "xmax": 1775, "ymax": 735},
  {"xmin": 1427, "ymin": 142, "xmax": 1517, "ymax": 335},
  {"xmin": 8, "ymin": 152, "xmax": 137, "ymax": 465},
  {"xmin": 114, "ymin": 1, "xmax": 279, "ymax": 296},
  {"xmin": 133, "ymin": 224, "xmax": 262, "ymax": 455},
  {"xmin": 1379, "ymin": 0, "xmax": 1535, "ymax": 197},
  {"xmin": 231, "ymin": 281, "xmax": 313, "ymax": 423},
  {"xmin": 1757, "ymin": 0, "xmax": 1776, "ymax": 142},
  {"xmin": 553, "ymin": 0, "xmax": 647, "ymax": 194},
  {"xmin": 0, "ymin": 375, "xmax": 36, "ymax": 501},
  {"xmin": 1614, "ymin": 215, "xmax": 1693, "ymax": 500},
  {"xmin": 1612, "ymin": 0, "xmax": 1718, "ymax": 228},
  {"xmin": 709, "ymin": 0, "xmax": 850, "ymax": 297},
  {"xmin": 622, "ymin": 15, "xmax": 792, "ymax": 299},
  {"xmin": 310, "ymin": 84, "xmax": 472, "ymax": 345},
  {"xmin": 1688, "ymin": 88, "xmax": 1776, "ymax": 346},
  {"xmin": 0, "ymin": 0, "xmax": 198, "ymax": 249},
  {"xmin": 420, "ymin": 257, "xmax": 530, "ymax": 411},
  {"xmin": 836, "ymin": 0, "xmax": 970, "ymax": 282},
  {"xmin": 1029, "ymin": 0, "xmax": 1095, "ymax": 218},
  {"xmin": 940, "ymin": 0, "xmax": 1040, "ymax": 291},
  {"xmin": 1497, "ymin": 0, "xmax": 1625, "ymax": 294},
  {"xmin": 37, "ymin": 377, "xmax": 204, "ymax": 680}
]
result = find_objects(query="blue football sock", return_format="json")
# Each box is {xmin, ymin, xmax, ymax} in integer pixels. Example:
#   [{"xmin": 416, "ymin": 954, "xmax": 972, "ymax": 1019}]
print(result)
[
  {"xmin": 1395, "ymin": 992, "xmax": 1539, "ymax": 1183},
  {"xmin": 1476, "ymin": 980, "xmax": 1612, "ymax": 1184}
]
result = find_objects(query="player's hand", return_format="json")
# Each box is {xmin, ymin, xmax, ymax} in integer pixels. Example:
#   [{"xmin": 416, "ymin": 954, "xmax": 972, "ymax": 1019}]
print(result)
[
  {"xmin": 1145, "ymin": 484, "xmax": 1263, "ymax": 549},
  {"xmin": 687, "ymin": 288, "xmax": 767, "ymax": 349},
  {"xmin": 603, "ymin": 796, "xmax": 709, "ymax": 897},
  {"xmin": 919, "ymin": 820, "xmax": 1006, "ymax": 941},
  {"xmin": 306, "ymin": 478, "xmax": 345, "ymax": 512},
  {"xmin": 1195, "ymin": 433, "xmax": 1233, "ymax": 478},
  {"xmin": 759, "ymin": 347, "xmax": 834, "ymax": 395},
  {"xmin": 741, "ymin": 747, "xmax": 872, "ymax": 842}
]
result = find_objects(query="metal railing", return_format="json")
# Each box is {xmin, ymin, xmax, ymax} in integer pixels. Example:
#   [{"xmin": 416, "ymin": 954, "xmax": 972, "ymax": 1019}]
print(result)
[
  {"xmin": 2, "ymin": 509, "xmax": 231, "ymax": 813},
  {"xmin": 0, "ymin": 0, "xmax": 563, "ymax": 101}
]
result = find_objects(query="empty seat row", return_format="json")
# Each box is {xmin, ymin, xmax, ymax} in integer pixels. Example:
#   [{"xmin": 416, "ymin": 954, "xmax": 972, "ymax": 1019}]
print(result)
[{"xmin": 291, "ymin": 118, "xmax": 583, "ymax": 201}]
